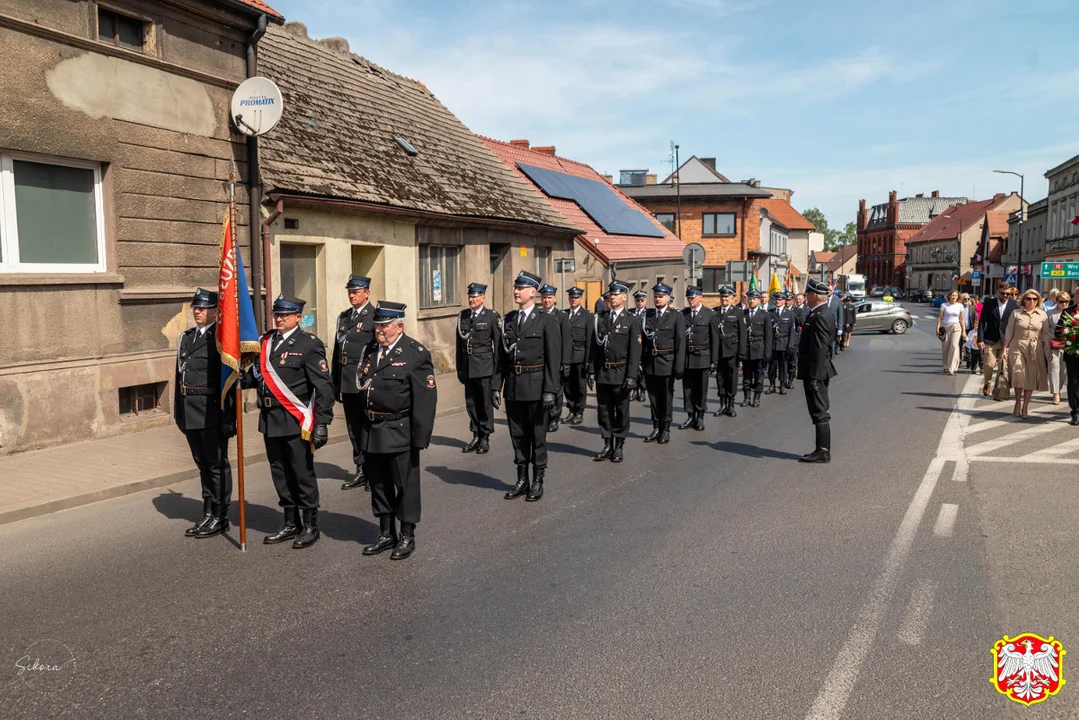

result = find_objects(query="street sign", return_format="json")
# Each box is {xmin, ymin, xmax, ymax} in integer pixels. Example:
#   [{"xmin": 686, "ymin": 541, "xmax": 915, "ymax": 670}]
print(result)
[
  {"xmin": 554, "ymin": 257, "xmax": 576, "ymax": 273},
  {"xmin": 972, "ymin": 270, "xmax": 982, "ymax": 282},
  {"xmin": 230, "ymin": 77, "xmax": 283, "ymax": 136},
  {"xmin": 1004, "ymin": 272, "xmax": 1017, "ymax": 284},
  {"xmin": 1041, "ymin": 262, "xmax": 1079, "ymax": 279},
  {"xmin": 682, "ymin": 242, "xmax": 705, "ymax": 268},
  {"xmin": 726, "ymin": 260, "xmax": 753, "ymax": 283}
]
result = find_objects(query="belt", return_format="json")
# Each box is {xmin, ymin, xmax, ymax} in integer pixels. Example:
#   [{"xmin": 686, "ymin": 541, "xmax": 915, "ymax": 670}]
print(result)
[
  {"xmin": 650, "ymin": 347, "xmax": 674, "ymax": 356},
  {"xmin": 603, "ymin": 361, "xmax": 626, "ymax": 369},
  {"xmin": 341, "ymin": 357, "xmax": 361, "ymax": 366},
  {"xmin": 180, "ymin": 385, "xmax": 217, "ymax": 396},
  {"xmin": 260, "ymin": 395, "xmax": 281, "ymax": 409},
  {"xmin": 366, "ymin": 409, "xmax": 410, "ymax": 422},
  {"xmin": 467, "ymin": 346, "xmax": 492, "ymax": 355},
  {"xmin": 512, "ymin": 363, "xmax": 544, "ymax": 375},
  {"xmin": 688, "ymin": 345, "xmax": 708, "ymax": 352}
]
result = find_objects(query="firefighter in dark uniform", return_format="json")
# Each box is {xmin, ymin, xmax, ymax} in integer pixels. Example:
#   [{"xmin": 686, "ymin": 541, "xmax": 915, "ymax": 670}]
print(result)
[
  {"xmin": 711, "ymin": 285, "xmax": 746, "ymax": 418},
  {"xmin": 245, "ymin": 295, "xmax": 335, "ymax": 549},
  {"xmin": 332, "ymin": 274, "xmax": 376, "ymax": 490},
  {"xmin": 539, "ymin": 284, "xmax": 571, "ymax": 433},
  {"xmin": 629, "ymin": 290, "xmax": 648, "ymax": 401},
  {"xmin": 456, "ymin": 282, "xmax": 501, "ymax": 454},
  {"xmin": 590, "ymin": 280, "xmax": 643, "ymax": 462},
  {"xmin": 742, "ymin": 289, "xmax": 773, "ymax": 407},
  {"xmin": 767, "ymin": 292, "xmax": 796, "ymax": 395},
  {"xmin": 799, "ymin": 279, "xmax": 838, "ymax": 463},
  {"xmin": 641, "ymin": 282, "xmax": 685, "ymax": 443},
  {"xmin": 681, "ymin": 285, "xmax": 718, "ymax": 430},
  {"xmin": 501, "ymin": 271, "xmax": 562, "ymax": 502},
  {"xmin": 560, "ymin": 286, "xmax": 592, "ymax": 425},
  {"xmin": 174, "ymin": 288, "xmax": 235, "ymax": 539},
  {"xmin": 788, "ymin": 292, "xmax": 804, "ymax": 387},
  {"xmin": 356, "ymin": 301, "xmax": 438, "ymax": 560}
]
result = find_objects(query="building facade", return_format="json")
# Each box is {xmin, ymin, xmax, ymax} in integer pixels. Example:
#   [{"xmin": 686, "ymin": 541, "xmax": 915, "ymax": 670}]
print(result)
[
  {"xmin": 0, "ymin": 0, "xmax": 279, "ymax": 454},
  {"xmin": 1003, "ymin": 198, "xmax": 1048, "ymax": 292},
  {"xmin": 1041, "ymin": 155, "xmax": 1079, "ymax": 287}
]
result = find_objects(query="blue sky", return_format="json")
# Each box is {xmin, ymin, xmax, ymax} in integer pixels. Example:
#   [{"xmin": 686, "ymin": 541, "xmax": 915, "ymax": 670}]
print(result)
[{"xmin": 269, "ymin": 0, "xmax": 1078, "ymax": 227}]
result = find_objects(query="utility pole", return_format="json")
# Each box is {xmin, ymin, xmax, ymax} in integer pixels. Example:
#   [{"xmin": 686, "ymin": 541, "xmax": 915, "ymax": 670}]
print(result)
[
  {"xmin": 674, "ymin": 143, "xmax": 682, "ymax": 238},
  {"xmin": 994, "ymin": 170, "xmax": 1024, "ymax": 291}
]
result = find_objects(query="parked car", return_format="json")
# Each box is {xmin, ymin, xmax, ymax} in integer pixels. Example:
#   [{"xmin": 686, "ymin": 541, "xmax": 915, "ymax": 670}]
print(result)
[
  {"xmin": 930, "ymin": 291, "xmax": 950, "ymax": 308},
  {"xmin": 907, "ymin": 288, "xmax": 932, "ymax": 303},
  {"xmin": 851, "ymin": 301, "xmax": 915, "ymax": 334},
  {"xmin": 869, "ymin": 285, "xmax": 886, "ymax": 297}
]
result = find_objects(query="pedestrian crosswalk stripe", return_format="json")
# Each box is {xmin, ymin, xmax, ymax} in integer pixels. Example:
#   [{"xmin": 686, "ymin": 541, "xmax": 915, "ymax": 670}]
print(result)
[
  {"xmin": 964, "ymin": 424, "xmax": 1049, "ymax": 456},
  {"xmin": 1021, "ymin": 437, "xmax": 1079, "ymax": 461}
]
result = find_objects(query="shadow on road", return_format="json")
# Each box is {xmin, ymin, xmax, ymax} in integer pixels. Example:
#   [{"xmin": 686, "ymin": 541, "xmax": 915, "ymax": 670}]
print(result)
[
  {"xmin": 315, "ymin": 461, "xmax": 351, "ymax": 481},
  {"xmin": 426, "ymin": 465, "xmax": 512, "ymax": 492},
  {"xmin": 429, "ymin": 434, "xmax": 463, "ymax": 449},
  {"xmin": 691, "ymin": 440, "xmax": 803, "ymax": 460},
  {"xmin": 546, "ymin": 440, "xmax": 598, "ymax": 458}
]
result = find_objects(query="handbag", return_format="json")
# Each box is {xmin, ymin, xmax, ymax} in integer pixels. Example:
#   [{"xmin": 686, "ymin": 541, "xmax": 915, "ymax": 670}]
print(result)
[
  {"xmin": 937, "ymin": 328, "xmax": 947, "ymax": 342},
  {"xmin": 1051, "ymin": 338, "xmax": 1065, "ymax": 350},
  {"xmin": 992, "ymin": 355, "xmax": 1010, "ymax": 401}
]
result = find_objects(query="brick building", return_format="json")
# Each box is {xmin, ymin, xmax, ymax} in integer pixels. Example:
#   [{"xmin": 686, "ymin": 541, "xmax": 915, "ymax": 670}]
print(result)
[{"xmin": 856, "ymin": 190, "xmax": 967, "ymax": 290}]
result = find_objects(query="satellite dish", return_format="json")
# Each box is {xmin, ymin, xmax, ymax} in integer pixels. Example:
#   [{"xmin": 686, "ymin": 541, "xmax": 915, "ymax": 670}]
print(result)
[{"xmin": 230, "ymin": 77, "xmax": 284, "ymax": 137}]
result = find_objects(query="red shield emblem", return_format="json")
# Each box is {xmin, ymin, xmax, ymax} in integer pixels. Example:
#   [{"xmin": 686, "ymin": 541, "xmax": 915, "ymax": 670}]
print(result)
[{"xmin": 992, "ymin": 633, "xmax": 1065, "ymax": 706}]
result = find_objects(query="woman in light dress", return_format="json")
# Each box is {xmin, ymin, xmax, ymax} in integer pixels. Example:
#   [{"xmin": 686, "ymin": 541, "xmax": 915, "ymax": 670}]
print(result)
[
  {"xmin": 1004, "ymin": 289, "xmax": 1053, "ymax": 419},
  {"xmin": 936, "ymin": 290, "xmax": 966, "ymax": 375}
]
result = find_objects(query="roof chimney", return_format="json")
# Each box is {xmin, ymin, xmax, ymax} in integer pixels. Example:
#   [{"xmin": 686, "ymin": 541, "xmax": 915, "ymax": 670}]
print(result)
[
  {"xmin": 993, "ymin": 193, "xmax": 1006, "ymax": 202},
  {"xmin": 603, "ymin": 174, "xmax": 614, "ymax": 183},
  {"xmin": 509, "ymin": 139, "xmax": 530, "ymax": 149},
  {"xmin": 931, "ymin": 190, "xmax": 940, "ymax": 198},
  {"xmin": 533, "ymin": 146, "xmax": 556, "ymax": 156},
  {"xmin": 317, "ymin": 37, "xmax": 350, "ymax": 54},
  {"xmin": 915, "ymin": 193, "xmax": 923, "ymax": 198},
  {"xmin": 283, "ymin": 21, "xmax": 309, "ymax": 38},
  {"xmin": 645, "ymin": 174, "xmax": 657, "ymax": 185},
  {"xmin": 701, "ymin": 158, "xmax": 717, "ymax": 170}
]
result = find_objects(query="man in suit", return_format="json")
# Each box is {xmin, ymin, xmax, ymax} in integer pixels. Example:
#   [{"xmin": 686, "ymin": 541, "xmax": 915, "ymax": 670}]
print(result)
[
  {"xmin": 539, "ymin": 284, "xmax": 571, "ymax": 433},
  {"xmin": 978, "ymin": 282, "xmax": 1017, "ymax": 397},
  {"xmin": 560, "ymin": 286, "xmax": 592, "ymax": 425},
  {"xmin": 174, "ymin": 288, "xmax": 235, "ymax": 539},
  {"xmin": 245, "ymin": 295, "xmax": 336, "ymax": 548},
  {"xmin": 641, "ymin": 282, "xmax": 685, "ymax": 443},
  {"xmin": 357, "ymin": 302, "xmax": 438, "ymax": 561},
  {"xmin": 629, "ymin": 290, "xmax": 649, "ymax": 401},
  {"xmin": 590, "ymin": 281, "xmax": 643, "ymax": 462},
  {"xmin": 742, "ymin": 289, "xmax": 773, "ymax": 407},
  {"xmin": 827, "ymin": 289, "xmax": 844, "ymax": 359},
  {"xmin": 767, "ymin": 292, "xmax": 796, "ymax": 395},
  {"xmin": 787, "ymin": 292, "xmax": 804, "ymax": 388},
  {"xmin": 456, "ymin": 282, "xmax": 501, "ymax": 453},
  {"xmin": 681, "ymin": 286, "xmax": 718, "ymax": 430},
  {"xmin": 798, "ymin": 280, "xmax": 838, "ymax": 463},
  {"xmin": 501, "ymin": 271, "xmax": 562, "ymax": 502},
  {"xmin": 332, "ymin": 274, "xmax": 376, "ymax": 490},
  {"xmin": 711, "ymin": 285, "xmax": 746, "ymax": 418}
]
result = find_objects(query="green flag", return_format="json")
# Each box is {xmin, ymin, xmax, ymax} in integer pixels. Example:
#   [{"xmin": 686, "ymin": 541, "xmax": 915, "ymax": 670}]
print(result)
[{"xmin": 748, "ymin": 274, "xmax": 758, "ymax": 292}]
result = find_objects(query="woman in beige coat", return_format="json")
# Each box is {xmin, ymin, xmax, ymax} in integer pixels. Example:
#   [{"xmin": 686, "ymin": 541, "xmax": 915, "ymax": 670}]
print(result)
[{"xmin": 1004, "ymin": 289, "xmax": 1052, "ymax": 418}]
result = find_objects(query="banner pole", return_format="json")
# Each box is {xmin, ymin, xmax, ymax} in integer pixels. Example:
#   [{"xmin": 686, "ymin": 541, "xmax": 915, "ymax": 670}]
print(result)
[{"xmin": 229, "ymin": 162, "xmax": 247, "ymax": 552}]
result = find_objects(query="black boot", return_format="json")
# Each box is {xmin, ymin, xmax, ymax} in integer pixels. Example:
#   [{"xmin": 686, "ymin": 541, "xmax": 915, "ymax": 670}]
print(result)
[
  {"xmin": 193, "ymin": 501, "xmax": 229, "ymax": 538},
  {"xmin": 593, "ymin": 439, "xmax": 613, "ymax": 461},
  {"xmin": 186, "ymin": 498, "xmax": 213, "ymax": 537},
  {"xmin": 342, "ymin": 466, "xmax": 367, "ymax": 490},
  {"xmin": 505, "ymin": 465, "xmax": 530, "ymax": 499},
  {"xmin": 391, "ymin": 522, "xmax": 416, "ymax": 560},
  {"xmin": 611, "ymin": 437, "xmax": 625, "ymax": 463},
  {"xmin": 570, "ymin": 412, "xmax": 584, "ymax": 426},
  {"xmin": 679, "ymin": 414, "xmax": 695, "ymax": 429},
  {"xmin": 547, "ymin": 418, "xmax": 560, "ymax": 433},
  {"xmin": 725, "ymin": 396, "xmax": 737, "ymax": 417},
  {"xmin": 644, "ymin": 423, "xmax": 659, "ymax": 442},
  {"xmin": 765, "ymin": 383, "xmax": 776, "ymax": 395},
  {"xmin": 560, "ymin": 412, "xmax": 573, "ymax": 424},
  {"xmin": 363, "ymin": 516, "xmax": 398, "ymax": 555},
  {"xmin": 292, "ymin": 508, "xmax": 320, "ymax": 549},
  {"xmin": 778, "ymin": 384, "xmax": 786, "ymax": 395},
  {"xmin": 751, "ymin": 391, "xmax": 762, "ymax": 407},
  {"xmin": 799, "ymin": 423, "xmax": 832, "ymax": 463},
  {"xmin": 742, "ymin": 391, "xmax": 751, "ymax": 407},
  {"xmin": 714, "ymin": 398, "xmax": 725, "ymax": 417},
  {"xmin": 462, "ymin": 434, "xmax": 480, "ymax": 453},
  {"xmin": 693, "ymin": 412, "xmax": 705, "ymax": 431},
  {"xmin": 657, "ymin": 421, "xmax": 671, "ymax": 444},
  {"xmin": 476, "ymin": 435, "xmax": 490, "ymax": 454},
  {"xmin": 526, "ymin": 467, "xmax": 545, "ymax": 502},
  {"xmin": 264, "ymin": 507, "xmax": 300, "ymax": 544},
  {"xmin": 1071, "ymin": 413, "xmax": 1079, "ymax": 426}
]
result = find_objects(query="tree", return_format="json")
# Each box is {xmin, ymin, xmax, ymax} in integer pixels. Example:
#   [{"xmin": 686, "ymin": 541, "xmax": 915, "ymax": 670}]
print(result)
[{"xmin": 804, "ymin": 207, "xmax": 856, "ymax": 251}]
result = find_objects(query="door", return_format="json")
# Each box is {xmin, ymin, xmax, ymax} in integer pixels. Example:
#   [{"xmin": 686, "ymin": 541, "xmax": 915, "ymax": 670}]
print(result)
[
  {"xmin": 490, "ymin": 243, "xmax": 511, "ymax": 314},
  {"xmin": 584, "ymin": 280, "xmax": 603, "ymax": 312},
  {"xmin": 280, "ymin": 243, "xmax": 319, "ymax": 335},
  {"xmin": 351, "ymin": 245, "xmax": 383, "ymax": 302},
  {"xmin": 854, "ymin": 302, "xmax": 878, "ymax": 331}
]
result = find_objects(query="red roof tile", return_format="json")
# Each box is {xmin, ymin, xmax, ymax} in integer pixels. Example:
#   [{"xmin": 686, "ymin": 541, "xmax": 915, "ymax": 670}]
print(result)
[
  {"xmin": 907, "ymin": 196, "xmax": 1014, "ymax": 245},
  {"xmin": 760, "ymin": 199, "xmax": 817, "ymax": 231},
  {"xmin": 480, "ymin": 136, "xmax": 687, "ymax": 264},
  {"xmin": 985, "ymin": 209, "xmax": 1010, "ymax": 238},
  {"xmin": 827, "ymin": 244, "xmax": 857, "ymax": 272},
  {"xmin": 229, "ymin": 0, "xmax": 283, "ymax": 20}
]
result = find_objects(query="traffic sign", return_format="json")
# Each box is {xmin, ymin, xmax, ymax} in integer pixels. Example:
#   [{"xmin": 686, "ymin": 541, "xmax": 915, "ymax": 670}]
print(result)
[
  {"xmin": 682, "ymin": 242, "xmax": 705, "ymax": 268},
  {"xmin": 972, "ymin": 271, "xmax": 981, "ymax": 282},
  {"xmin": 1042, "ymin": 262, "xmax": 1079, "ymax": 279},
  {"xmin": 1005, "ymin": 272, "xmax": 1017, "ymax": 284}
]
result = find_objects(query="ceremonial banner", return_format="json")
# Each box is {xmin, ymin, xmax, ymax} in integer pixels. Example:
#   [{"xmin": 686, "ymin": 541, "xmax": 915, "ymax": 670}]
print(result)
[{"xmin": 217, "ymin": 213, "xmax": 260, "ymax": 406}]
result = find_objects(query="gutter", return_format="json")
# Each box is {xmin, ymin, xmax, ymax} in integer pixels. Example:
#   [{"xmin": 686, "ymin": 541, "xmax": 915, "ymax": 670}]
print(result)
[{"xmin": 246, "ymin": 14, "xmax": 268, "ymax": 330}]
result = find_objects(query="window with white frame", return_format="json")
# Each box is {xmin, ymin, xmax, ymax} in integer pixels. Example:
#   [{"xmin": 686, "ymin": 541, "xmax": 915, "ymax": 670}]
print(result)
[{"xmin": 0, "ymin": 153, "xmax": 107, "ymax": 273}]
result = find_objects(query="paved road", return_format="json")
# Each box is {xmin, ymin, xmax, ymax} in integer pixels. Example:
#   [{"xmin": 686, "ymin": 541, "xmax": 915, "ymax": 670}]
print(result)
[{"xmin": 2, "ymin": 311, "xmax": 1076, "ymax": 718}]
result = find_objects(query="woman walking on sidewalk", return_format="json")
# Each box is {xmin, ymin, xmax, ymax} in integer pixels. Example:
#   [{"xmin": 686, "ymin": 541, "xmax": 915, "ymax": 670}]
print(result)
[
  {"xmin": 1055, "ymin": 293, "xmax": 1079, "ymax": 425},
  {"xmin": 1047, "ymin": 291, "xmax": 1069, "ymax": 405},
  {"xmin": 937, "ymin": 290, "xmax": 966, "ymax": 375},
  {"xmin": 1004, "ymin": 289, "xmax": 1052, "ymax": 419}
]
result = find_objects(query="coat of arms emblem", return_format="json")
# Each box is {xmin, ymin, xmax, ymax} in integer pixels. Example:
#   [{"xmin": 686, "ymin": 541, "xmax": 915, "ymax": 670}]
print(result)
[{"xmin": 992, "ymin": 633, "xmax": 1065, "ymax": 705}]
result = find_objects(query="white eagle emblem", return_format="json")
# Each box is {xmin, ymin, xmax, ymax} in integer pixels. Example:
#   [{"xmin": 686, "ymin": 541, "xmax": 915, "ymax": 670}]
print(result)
[{"xmin": 993, "ymin": 634, "xmax": 1065, "ymax": 705}]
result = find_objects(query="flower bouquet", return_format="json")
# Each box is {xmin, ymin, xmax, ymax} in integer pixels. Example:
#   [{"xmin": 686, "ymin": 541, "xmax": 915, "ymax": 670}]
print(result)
[{"xmin": 1056, "ymin": 312, "xmax": 1079, "ymax": 355}]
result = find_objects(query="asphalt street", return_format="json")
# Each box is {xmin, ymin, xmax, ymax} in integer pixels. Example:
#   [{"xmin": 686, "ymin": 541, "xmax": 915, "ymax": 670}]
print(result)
[{"xmin": 2, "ymin": 308, "xmax": 1076, "ymax": 719}]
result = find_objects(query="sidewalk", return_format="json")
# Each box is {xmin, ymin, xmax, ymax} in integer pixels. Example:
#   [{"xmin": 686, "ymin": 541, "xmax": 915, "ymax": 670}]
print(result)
[{"xmin": 0, "ymin": 382, "xmax": 464, "ymax": 526}]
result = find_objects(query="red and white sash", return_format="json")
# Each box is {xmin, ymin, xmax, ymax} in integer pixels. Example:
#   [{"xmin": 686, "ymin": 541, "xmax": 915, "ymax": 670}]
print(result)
[{"xmin": 260, "ymin": 333, "xmax": 315, "ymax": 441}]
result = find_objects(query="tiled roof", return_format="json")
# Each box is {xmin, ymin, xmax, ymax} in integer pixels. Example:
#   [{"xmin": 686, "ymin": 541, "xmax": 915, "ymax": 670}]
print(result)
[
  {"xmin": 985, "ymin": 209, "xmax": 1010, "ymax": 238},
  {"xmin": 225, "ymin": 0, "xmax": 283, "ymax": 20},
  {"xmin": 257, "ymin": 25, "xmax": 575, "ymax": 232},
  {"xmin": 866, "ymin": 195, "xmax": 969, "ymax": 227},
  {"xmin": 760, "ymin": 199, "xmax": 816, "ymax": 231},
  {"xmin": 907, "ymin": 196, "xmax": 1013, "ymax": 245},
  {"xmin": 813, "ymin": 251, "xmax": 836, "ymax": 264},
  {"xmin": 620, "ymin": 183, "xmax": 772, "ymax": 200},
  {"xmin": 481, "ymin": 137, "xmax": 687, "ymax": 264},
  {"xmin": 827, "ymin": 244, "xmax": 857, "ymax": 272},
  {"xmin": 660, "ymin": 156, "xmax": 731, "ymax": 184}
]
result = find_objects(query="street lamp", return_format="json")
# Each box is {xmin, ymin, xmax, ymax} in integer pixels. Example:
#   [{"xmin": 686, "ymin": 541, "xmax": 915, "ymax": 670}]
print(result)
[{"xmin": 994, "ymin": 169, "xmax": 1024, "ymax": 291}]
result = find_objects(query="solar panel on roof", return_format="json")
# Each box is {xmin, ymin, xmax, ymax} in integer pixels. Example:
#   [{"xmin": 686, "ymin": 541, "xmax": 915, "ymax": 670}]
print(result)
[{"xmin": 516, "ymin": 163, "xmax": 665, "ymax": 238}]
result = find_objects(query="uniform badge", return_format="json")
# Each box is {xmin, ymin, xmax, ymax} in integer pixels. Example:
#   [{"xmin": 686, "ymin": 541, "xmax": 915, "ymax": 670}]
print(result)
[
  {"xmin": 395, "ymin": 347, "xmax": 402, "ymax": 356},
  {"xmin": 319, "ymin": 359, "xmax": 329, "ymax": 373},
  {"xmin": 426, "ymin": 375, "xmax": 436, "ymax": 388},
  {"xmin": 280, "ymin": 356, "xmax": 287, "ymax": 365},
  {"xmin": 993, "ymin": 633, "xmax": 1065, "ymax": 706}
]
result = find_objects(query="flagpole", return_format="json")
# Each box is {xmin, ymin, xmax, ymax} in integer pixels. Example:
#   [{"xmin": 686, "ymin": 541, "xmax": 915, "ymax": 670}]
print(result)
[{"xmin": 229, "ymin": 162, "xmax": 248, "ymax": 552}]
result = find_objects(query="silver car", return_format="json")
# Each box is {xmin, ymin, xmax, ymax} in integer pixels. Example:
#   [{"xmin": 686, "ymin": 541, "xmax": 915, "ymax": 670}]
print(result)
[{"xmin": 851, "ymin": 301, "xmax": 914, "ymax": 334}]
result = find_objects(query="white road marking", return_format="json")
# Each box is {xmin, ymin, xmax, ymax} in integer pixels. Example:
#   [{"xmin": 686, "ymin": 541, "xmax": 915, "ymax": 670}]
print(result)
[
  {"xmin": 1020, "ymin": 436, "xmax": 1079, "ymax": 461},
  {"xmin": 963, "ymin": 418, "xmax": 1012, "ymax": 435},
  {"xmin": 933, "ymin": 504, "xmax": 958, "ymax": 537},
  {"xmin": 951, "ymin": 458, "xmax": 968, "ymax": 482},
  {"xmin": 969, "ymin": 455, "xmax": 1079, "ymax": 465},
  {"xmin": 897, "ymin": 579, "xmax": 935, "ymax": 646},
  {"xmin": 964, "ymin": 425, "xmax": 1050, "ymax": 456}
]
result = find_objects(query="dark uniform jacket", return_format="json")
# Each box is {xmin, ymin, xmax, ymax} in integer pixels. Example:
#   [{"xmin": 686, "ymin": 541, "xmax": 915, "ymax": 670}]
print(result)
[
  {"xmin": 712, "ymin": 305, "xmax": 747, "ymax": 359},
  {"xmin": 790, "ymin": 305, "xmax": 805, "ymax": 346},
  {"xmin": 246, "ymin": 329, "xmax": 336, "ymax": 438},
  {"xmin": 591, "ymin": 309, "xmax": 643, "ymax": 384},
  {"xmin": 842, "ymin": 302, "xmax": 856, "ymax": 328},
  {"xmin": 542, "ymin": 306, "xmax": 574, "ymax": 369},
  {"xmin": 798, "ymin": 305, "xmax": 838, "ymax": 381},
  {"xmin": 174, "ymin": 324, "xmax": 232, "ymax": 431},
  {"xmin": 683, "ymin": 305, "xmax": 719, "ymax": 369},
  {"xmin": 356, "ymin": 335, "xmax": 437, "ymax": 454},
  {"xmin": 501, "ymin": 307, "xmax": 562, "ymax": 402},
  {"xmin": 770, "ymin": 307, "xmax": 796, "ymax": 352},
  {"xmin": 455, "ymin": 306, "xmax": 502, "ymax": 382},
  {"xmin": 642, "ymin": 307, "xmax": 686, "ymax": 377},
  {"xmin": 743, "ymin": 307, "xmax": 774, "ymax": 361},
  {"xmin": 331, "ymin": 303, "xmax": 376, "ymax": 396},
  {"xmin": 565, "ymin": 306, "xmax": 593, "ymax": 365}
]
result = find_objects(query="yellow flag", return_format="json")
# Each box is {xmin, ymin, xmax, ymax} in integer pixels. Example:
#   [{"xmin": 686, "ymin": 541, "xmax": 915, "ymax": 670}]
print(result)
[{"xmin": 768, "ymin": 272, "xmax": 782, "ymax": 297}]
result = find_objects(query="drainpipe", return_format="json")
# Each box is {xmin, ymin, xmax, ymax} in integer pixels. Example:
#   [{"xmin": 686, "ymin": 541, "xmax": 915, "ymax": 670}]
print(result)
[
  {"xmin": 262, "ymin": 199, "xmax": 283, "ymax": 329},
  {"xmin": 246, "ymin": 14, "xmax": 268, "ymax": 330}
]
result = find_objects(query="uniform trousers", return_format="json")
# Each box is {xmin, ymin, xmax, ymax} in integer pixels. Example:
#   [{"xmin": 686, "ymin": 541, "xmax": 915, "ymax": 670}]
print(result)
[
  {"xmin": 341, "ymin": 393, "xmax": 367, "ymax": 469},
  {"xmin": 463, "ymin": 376, "xmax": 495, "ymax": 436},
  {"xmin": 644, "ymin": 374, "xmax": 676, "ymax": 424},
  {"xmin": 786, "ymin": 348, "xmax": 799, "ymax": 383},
  {"xmin": 683, "ymin": 367, "xmax": 710, "ymax": 414},
  {"xmin": 264, "ymin": 434, "xmax": 319, "ymax": 509},
  {"xmin": 506, "ymin": 400, "xmax": 549, "ymax": 468},
  {"xmin": 184, "ymin": 429, "xmax": 232, "ymax": 502},
  {"xmin": 803, "ymin": 378, "xmax": 831, "ymax": 425},
  {"xmin": 742, "ymin": 359, "xmax": 765, "ymax": 394},
  {"xmin": 1065, "ymin": 356, "xmax": 1079, "ymax": 414},
  {"xmin": 366, "ymin": 448, "xmax": 421, "ymax": 525},
  {"xmin": 715, "ymin": 356, "xmax": 739, "ymax": 399},
  {"xmin": 596, "ymin": 383, "xmax": 632, "ymax": 438},
  {"xmin": 564, "ymin": 363, "xmax": 589, "ymax": 414},
  {"xmin": 768, "ymin": 350, "xmax": 789, "ymax": 387}
]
